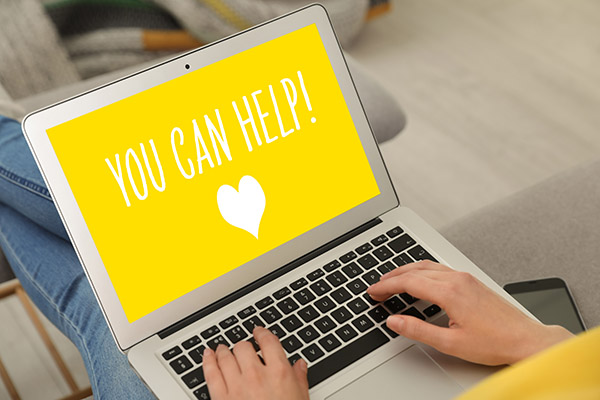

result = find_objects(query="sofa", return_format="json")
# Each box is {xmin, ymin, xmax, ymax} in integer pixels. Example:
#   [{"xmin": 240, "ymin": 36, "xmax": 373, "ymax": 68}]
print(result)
[{"xmin": 1, "ymin": 53, "xmax": 599, "ymax": 329}]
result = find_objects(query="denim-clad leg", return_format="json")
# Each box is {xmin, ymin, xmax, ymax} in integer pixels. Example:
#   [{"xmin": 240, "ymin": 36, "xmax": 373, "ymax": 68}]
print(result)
[
  {"xmin": 0, "ymin": 116, "xmax": 155, "ymax": 399},
  {"xmin": 0, "ymin": 116, "xmax": 67, "ymax": 240}
]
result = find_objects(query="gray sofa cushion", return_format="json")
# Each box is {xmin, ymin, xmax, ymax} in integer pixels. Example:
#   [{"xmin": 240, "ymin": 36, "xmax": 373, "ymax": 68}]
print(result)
[{"xmin": 441, "ymin": 159, "xmax": 600, "ymax": 329}]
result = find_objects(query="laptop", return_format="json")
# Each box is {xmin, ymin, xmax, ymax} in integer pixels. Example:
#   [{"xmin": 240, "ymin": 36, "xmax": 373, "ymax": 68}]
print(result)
[{"xmin": 21, "ymin": 4, "xmax": 532, "ymax": 399}]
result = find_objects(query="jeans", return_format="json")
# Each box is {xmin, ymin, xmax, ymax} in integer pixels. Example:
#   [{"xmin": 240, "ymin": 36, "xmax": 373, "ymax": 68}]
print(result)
[{"xmin": 0, "ymin": 116, "xmax": 155, "ymax": 399}]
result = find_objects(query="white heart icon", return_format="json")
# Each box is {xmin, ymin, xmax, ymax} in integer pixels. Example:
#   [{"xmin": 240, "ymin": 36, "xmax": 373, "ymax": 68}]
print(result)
[{"xmin": 217, "ymin": 175, "xmax": 266, "ymax": 239}]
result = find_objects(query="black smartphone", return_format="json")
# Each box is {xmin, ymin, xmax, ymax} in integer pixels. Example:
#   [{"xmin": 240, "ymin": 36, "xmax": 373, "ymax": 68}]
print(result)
[{"xmin": 504, "ymin": 277, "xmax": 586, "ymax": 334}]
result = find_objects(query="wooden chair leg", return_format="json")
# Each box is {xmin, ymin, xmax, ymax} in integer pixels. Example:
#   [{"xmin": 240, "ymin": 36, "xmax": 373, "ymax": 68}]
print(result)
[
  {"xmin": 14, "ymin": 286, "xmax": 81, "ymax": 393},
  {"xmin": 0, "ymin": 280, "xmax": 93, "ymax": 399},
  {"xmin": 0, "ymin": 356, "xmax": 21, "ymax": 400}
]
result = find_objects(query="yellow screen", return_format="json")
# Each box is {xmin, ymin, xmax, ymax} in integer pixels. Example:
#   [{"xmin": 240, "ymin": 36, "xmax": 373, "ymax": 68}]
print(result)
[{"xmin": 47, "ymin": 24, "xmax": 380, "ymax": 323}]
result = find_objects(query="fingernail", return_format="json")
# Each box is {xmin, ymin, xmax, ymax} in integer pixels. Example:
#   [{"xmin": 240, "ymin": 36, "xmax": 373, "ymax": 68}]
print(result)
[
  {"xmin": 253, "ymin": 325, "xmax": 267, "ymax": 335},
  {"xmin": 203, "ymin": 348, "xmax": 213, "ymax": 357},
  {"xmin": 216, "ymin": 344, "xmax": 227, "ymax": 352},
  {"xmin": 387, "ymin": 315, "xmax": 404, "ymax": 330},
  {"xmin": 299, "ymin": 358, "xmax": 307, "ymax": 373},
  {"xmin": 380, "ymin": 272, "xmax": 391, "ymax": 280}
]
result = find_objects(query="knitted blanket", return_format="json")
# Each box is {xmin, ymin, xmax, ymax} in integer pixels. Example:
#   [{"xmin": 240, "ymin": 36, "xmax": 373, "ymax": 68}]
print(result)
[{"xmin": 0, "ymin": 0, "xmax": 390, "ymax": 99}]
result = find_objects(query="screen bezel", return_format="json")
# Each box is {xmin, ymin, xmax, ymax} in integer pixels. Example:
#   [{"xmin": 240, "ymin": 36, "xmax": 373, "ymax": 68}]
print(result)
[
  {"xmin": 21, "ymin": 4, "xmax": 399, "ymax": 351},
  {"xmin": 504, "ymin": 277, "xmax": 586, "ymax": 332}
]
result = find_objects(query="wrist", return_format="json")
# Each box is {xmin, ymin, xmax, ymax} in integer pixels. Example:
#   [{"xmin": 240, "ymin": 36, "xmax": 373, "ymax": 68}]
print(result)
[{"xmin": 510, "ymin": 323, "xmax": 574, "ymax": 364}]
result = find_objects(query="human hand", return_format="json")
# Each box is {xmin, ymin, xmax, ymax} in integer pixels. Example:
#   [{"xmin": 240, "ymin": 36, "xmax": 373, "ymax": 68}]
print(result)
[
  {"xmin": 367, "ymin": 261, "xmax": 573, "ymax": 365},
  {"xmin": 203, "ymin": 326, "xmax": 309, "ymax": 400}
]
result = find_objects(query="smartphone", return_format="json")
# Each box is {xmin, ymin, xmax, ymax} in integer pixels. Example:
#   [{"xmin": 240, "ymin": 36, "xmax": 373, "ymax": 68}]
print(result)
[{"xmin": 504, "ymin": 277, "xmax": 586, "ymax": 334}]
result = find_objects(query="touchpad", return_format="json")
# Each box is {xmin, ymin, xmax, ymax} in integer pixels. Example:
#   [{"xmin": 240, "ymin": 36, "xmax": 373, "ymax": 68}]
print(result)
[{"xmin": 326, "ymin": 346, "xmax": 463, "ymax": 400}]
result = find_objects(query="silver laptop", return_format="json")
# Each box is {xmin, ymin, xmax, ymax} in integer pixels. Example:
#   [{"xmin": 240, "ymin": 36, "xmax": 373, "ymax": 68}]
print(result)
[{"xmin": 22, "ymin": 5, "xmax": 531, "ymax": 399}]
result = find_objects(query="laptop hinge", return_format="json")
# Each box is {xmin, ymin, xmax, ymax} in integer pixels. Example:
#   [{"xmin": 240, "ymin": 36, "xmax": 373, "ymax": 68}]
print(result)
[{"xmin": 158, "ymin": 217, "xmax": 383, "ymax": 339}]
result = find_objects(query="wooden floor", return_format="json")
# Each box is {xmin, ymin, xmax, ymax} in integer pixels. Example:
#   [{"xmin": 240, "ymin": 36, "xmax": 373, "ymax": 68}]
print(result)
[{"xmin": 2, "ymin": 0, "xmax": 600, "ymax": 398}]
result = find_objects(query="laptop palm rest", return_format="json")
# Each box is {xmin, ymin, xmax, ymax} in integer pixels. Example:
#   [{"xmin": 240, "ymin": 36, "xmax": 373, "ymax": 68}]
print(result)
[{"xmin": 326, "ymin": 345, "xmax": 463, "ymax": 400}]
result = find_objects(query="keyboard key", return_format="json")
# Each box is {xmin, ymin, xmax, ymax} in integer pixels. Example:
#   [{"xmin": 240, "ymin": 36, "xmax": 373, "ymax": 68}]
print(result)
[
  {"xmin": 269, "ymin": 324, "xmax": 286, "ymax": 339},
  {"xmin": 347, "ymin": 297, "xmax": 369, "ymax": 315},
  {"xmin": 225, "ymin": 326, "xmax": 248, "ymax": 343},
  {"xmin": 281, "ymin": 315, "xmax": 303, "ymax": 332},
  {"xmin": 339, "ymin": 251, "xmax": 357, "ymax": 263},
  {"xmin": 331, "ymin": 306, "xmax": 353, "ymax": 324},
  {"xmin": 189, "ymin": 345, "xmax": 206, "ymax": 364},
  {"xmin": 307, "ymin": 328, "xmax": 389, "ymax": 388},
  {"xmin": 335, "ymin": 324, "xmax": 358, "ymax": 342},
  {"xmin": 401, "ymin": 307, "xmax": 426, "ymax": 320},
  {"xmin": 392, "ymin": 253, "xmax": 414, "ymax": 266},
  {"xmin": 273, "ymin": 287, "xmax": 291, "ymax": 300},
  {"xmin": 362, "ymin": 270, "xmax": 381, "ymax": 285},
  {"xmin": 319, "ymin": 334, "xmax": 342, "ymax": 352},
  {"xmin": 206, "ymin": 335, "xmax": 229, "ymax": 350},
  {"xmin": 356, "ymin": 254, "xmax": 379, "ymax": 270},
  {"xmin": 346, "ymin": 278, "xmax": 368, "ymax": 295},
  {"xmin": 363, "ymin": 293, "xmax": 379, "ymax": 305},
  {"xmin": 368, "ymin": 306, "xmax": 390, "ymax": 323},
  {"xmin": 282, "ymin": 335, "xmax": 303, "ymax": 353},
  {"xmin": 302, "ymin": 343, "xmax": 325, "ymax": 362},
  {"xmin": 314, "ymin": 315, "xmax": 336, "ymax": 334},
  {"xmin": 352, "ymin": 315, "xmax": 375, "ymax": 332},
  {"xmin": 314, "ymin": 296, "xmax": 336, "ymax": 313},
  {"xmin": 326, "ymin": 271, "xmax": 348, "ymax": 287},
  {"xmin": 386, "ymin": 226, "xmax": 404, "ymax": 238},
  {"xmin": 298, "ymin": 325, "xmax": 320, "ymax": 343},
  {"xmin": 242, "ymin": 316, "xmax": 265, "ymax": 333},
  {"xmin": 399, "ymin": 293, "xmax": 418, "ymax": 305},
  {"xmin": 309, "ymin": 279, "xmax": 332, "ymax": 296},
  {"xmin": 423, "ymin": 304, "xmax": 442, "ymax": 317},
  {"xmin": 377, "ymin": 261, "xmax": 397, "ymax": 275},
  {"xmin": 170, "ymin": 355, "xmax": 193, "ymax": 374},
  {"xmin": 371, "ymin": 235, "xmax": 388, "ymax": 247},
  {"xmin": 277, "ymin": 298, "xmax": 300, "ymax": 314},
  {"xmin": 237, "ymin": 306, "xmax": 256, "ymax": 320},
  {"xmin": 182, "ymin": 367, "xmax": 205, "ymax": 389},
  {"xmin": 193, "ymin": 385, "xmax": 210, "ymax": 400},
  {"xmin": 261, "ymin": 306, "xmax": 283, "ymax": 324},
  {"xmin": 408, "ymin": 245, "xmax": 438, "ymax": 262},
  {"xmin": 382, "ymin": 323, "xmax": 399, "ymax": 338},
  {"xmin": 162, "ymin": 346, "xmax": 182, "ymax": 361},
  {"xmin": 182, "ymin": 335, "xmax": 201, "ymax": 350},
  {"xmin": 288, "ymin": 353, "xmax": 303, "ymax": 366},
  {"xmin": 294, "ymin": 288, "xmax": 316, "ymax": 305},
  {"xmin": 388, "ymin": 234, "xmax": 416, "ymax": 254},
  {"xmin": 373, "ymin": 246, "xmax": 394, "ymax": 262},
  {"xmin": 219, "ymin": 316, "xmax": 238, "ymax": 329},
  {"xmin": 330, "ymin": 287, "xmax": 352, "ymax": 304},
  {"xmin": 384, "ymin": 296, "xmax": 406, "ymax": 313},
  {"xmin": 307, "ymin": 268, "xmax": 325, "ymax": 281},
  {"xmin": 200, "ymin": 326, "xmax": 220, "ymax": 340},
  {"xmin": 323, "ymin": 260, "xmax": 341, "ymax": 272},
  {"xmin": 341, "ymin": 262, "xmax": 363, "ymax": 279},
  {"xmin": 290, "ymin": 277, "xmax": 308, "ymax": 291},
  {"xmin": 298, "ymin": 305, "xmax": 320, "ymax": 323},
  {"xmin": 255, "ymin": 296, "xmax": 274, "ymax": 310},
  {"xmin": 355, "ymin": 242, "xmax": 373, "ymax": 255}
]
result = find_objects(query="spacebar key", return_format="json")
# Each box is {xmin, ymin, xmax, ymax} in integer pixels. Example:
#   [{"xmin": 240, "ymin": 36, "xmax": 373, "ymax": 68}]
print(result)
[{"xmin": 307, "ymin": 328, "xmax": 389, "ymax": 388}]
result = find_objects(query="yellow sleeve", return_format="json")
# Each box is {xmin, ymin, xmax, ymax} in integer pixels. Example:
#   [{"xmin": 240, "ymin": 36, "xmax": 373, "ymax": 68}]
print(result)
[{"xmin": 457, "ymin": 326, "xmax": 600, "ymax": 400}]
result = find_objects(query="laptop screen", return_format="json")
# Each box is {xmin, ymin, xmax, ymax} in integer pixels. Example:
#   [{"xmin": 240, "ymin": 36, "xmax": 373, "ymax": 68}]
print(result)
[{"xmin": 46, "ymin": 24, "xmax": 381, "ymax": 323}]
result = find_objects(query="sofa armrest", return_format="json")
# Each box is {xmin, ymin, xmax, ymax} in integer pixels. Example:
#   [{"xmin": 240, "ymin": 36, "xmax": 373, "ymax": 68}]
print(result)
[{"xmin": 441, "ymin": 159, "xmax": 600, "ymax": 328}]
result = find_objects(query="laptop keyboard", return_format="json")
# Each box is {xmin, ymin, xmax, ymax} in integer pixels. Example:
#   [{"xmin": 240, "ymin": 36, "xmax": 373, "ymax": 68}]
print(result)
[{"xmin": 160, "ymin": 226, "xmax": 442, "ymax": 399}]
